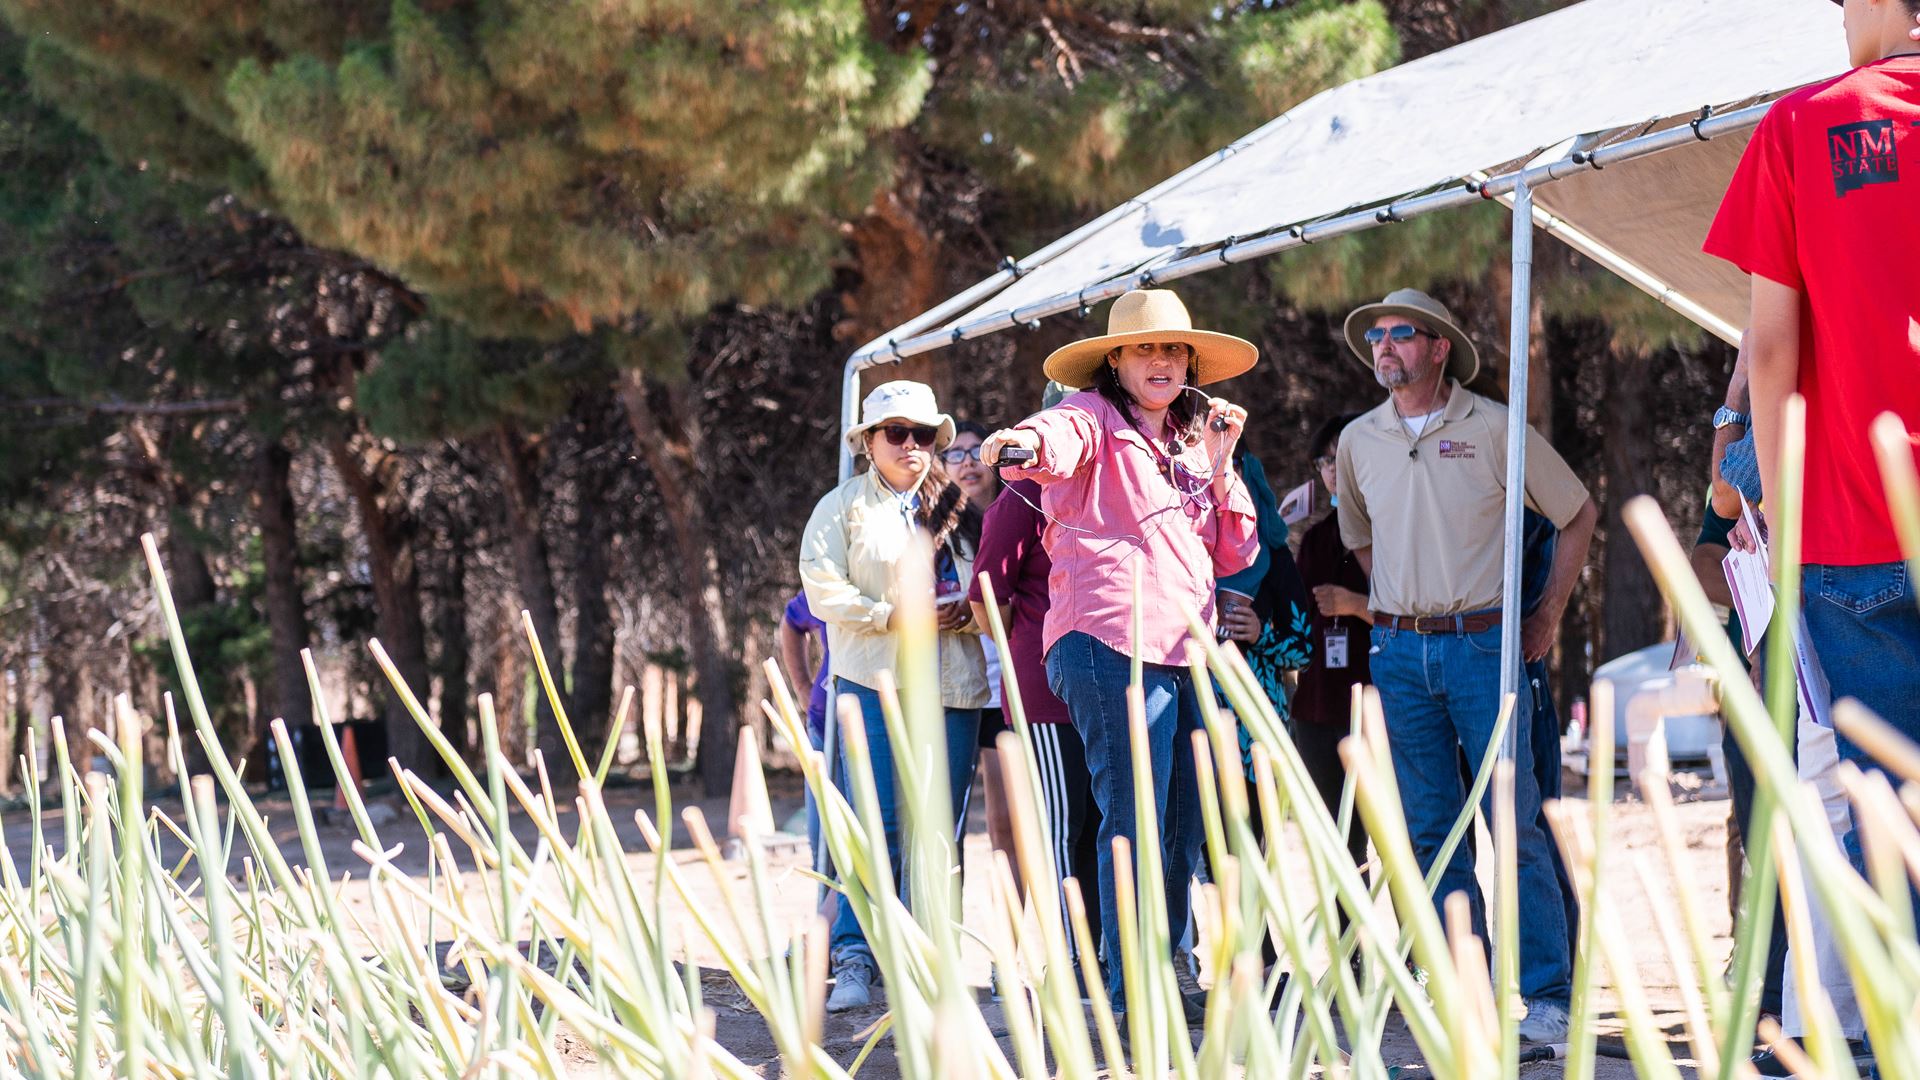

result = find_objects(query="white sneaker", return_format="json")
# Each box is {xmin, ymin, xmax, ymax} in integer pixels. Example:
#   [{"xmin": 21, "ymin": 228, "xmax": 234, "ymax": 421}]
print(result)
[
  {"xmin": 826, "ymin": 957, "xmax": 880, "ymax": 1012},
  {"xmin": 1517, "ymin": 999, "xmax": 1570, "ymax": 1043}
]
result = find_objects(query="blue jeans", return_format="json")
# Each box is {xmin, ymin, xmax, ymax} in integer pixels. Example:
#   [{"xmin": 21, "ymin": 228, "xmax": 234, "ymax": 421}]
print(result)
[
  {"xmin": 1046, "ymin": 631, "xmax": 1205, "ymax": 1012},
  {"xmin": 1369, "ymin": 622, "xmax": 1571, "ymax": 1004},
  {"xmin": 1804, "ymin": 563, "xmax": 1920, "ymax": 879},
  {"xmin": 806, "ymin": 725, "xmax": 835, "ymax": 886},
  {"xmin": 1525, "ymin": 661, "xmax": 1580, "ymax": 962},
  {"xmin": 828, "ymin": 678, "xmax": 980, "ymax": 967}
]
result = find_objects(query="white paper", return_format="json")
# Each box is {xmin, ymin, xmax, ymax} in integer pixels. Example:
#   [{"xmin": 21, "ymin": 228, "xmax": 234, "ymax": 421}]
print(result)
[
  {"xmin": 1721, "ymin": 495, "xmax": 1774, "ymax": 657},
  {"xmin": 1792, "ymin": 611, "xmax": 1834, "ymax": 729},
  {"xmin": 1279, "ymin": 480, "xmax": 1315, "ymax": 525}
]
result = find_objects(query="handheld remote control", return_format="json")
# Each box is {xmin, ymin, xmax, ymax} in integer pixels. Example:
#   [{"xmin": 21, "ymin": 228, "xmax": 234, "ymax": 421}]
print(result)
[{"xmin": 993, "ymin": 446, "xmax": 1035, "ymax": 467}]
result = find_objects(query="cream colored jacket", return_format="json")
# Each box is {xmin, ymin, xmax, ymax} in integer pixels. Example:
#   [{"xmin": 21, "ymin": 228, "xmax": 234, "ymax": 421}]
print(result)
[{"xmin": 798, "ymin": 470, "xmax": 989, "ymax": 710}]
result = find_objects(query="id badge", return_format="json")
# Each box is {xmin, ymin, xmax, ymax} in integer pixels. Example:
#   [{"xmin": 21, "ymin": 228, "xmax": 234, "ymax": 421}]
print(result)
[{"xmin": 1324, "ymin": 627, "xmax": 1350, "ymax": 669}]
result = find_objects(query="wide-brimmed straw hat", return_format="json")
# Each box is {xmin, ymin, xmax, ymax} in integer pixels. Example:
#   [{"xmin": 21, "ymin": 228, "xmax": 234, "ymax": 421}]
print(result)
[
  {"xmin": 845, "ymin": 380, "xmax": 955, "ymax": 456},
  {"xmin": 1041, "ymin": 290, "xmax": 1258, "ymax": 389},
  {"xmin": 1342, "ymin": 288, "xmax": 1479, "ymax": 384}
]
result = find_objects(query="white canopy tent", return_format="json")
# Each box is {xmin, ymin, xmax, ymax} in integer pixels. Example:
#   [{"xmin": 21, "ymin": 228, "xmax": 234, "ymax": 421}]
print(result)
[{"xmin": 825, "ymin": 0, "xmax": 1848, "ymax": 792}]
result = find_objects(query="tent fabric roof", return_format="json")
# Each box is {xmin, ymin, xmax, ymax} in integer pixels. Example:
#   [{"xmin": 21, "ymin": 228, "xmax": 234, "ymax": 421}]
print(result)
[{"xmin": 921, "ymin": 0, "xmax": 1845, "ymax": 346}]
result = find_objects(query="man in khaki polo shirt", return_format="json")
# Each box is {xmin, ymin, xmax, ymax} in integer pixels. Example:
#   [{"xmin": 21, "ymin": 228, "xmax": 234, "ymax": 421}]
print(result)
[{"xmin": 1334, "ymin": 288, "xmax": 1598, "ymax": 1043}]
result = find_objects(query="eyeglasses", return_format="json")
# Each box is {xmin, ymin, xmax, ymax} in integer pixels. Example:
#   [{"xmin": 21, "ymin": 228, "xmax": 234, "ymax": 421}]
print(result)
[
  {"xmin": 939, "ymin": 446, "xmax": 982, "ymax": 465},
  {"xmin": 1363, "ymin": 325, "xmax": 1438, "ymax": 345},
  {"xmin": 878, "ymin": 424, "xmax": 939, "ymax": 448},
  {"xmin": 1313, "ymin": 455, "xmax": 1337, "ymax": 471}
]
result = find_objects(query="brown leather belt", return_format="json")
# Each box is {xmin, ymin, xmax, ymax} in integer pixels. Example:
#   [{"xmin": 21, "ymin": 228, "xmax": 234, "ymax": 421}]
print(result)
[{"xmin": 1372, "ymin": 610, "xmax": 1503, "ymax": 635}]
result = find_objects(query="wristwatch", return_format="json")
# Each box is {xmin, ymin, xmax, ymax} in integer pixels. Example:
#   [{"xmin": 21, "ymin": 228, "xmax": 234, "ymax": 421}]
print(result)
[{"xmin": 1712, "ymin": 406, "xmax": 1750, "ymax": 430}]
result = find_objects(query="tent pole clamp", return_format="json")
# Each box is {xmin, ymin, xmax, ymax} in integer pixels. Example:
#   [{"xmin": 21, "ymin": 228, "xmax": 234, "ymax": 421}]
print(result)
[
  {"xmin": 1289, "ymin": 224, "xmax": 1312, "ymax": 245},
  {"xmin": 1000, "ymin": 255, "xmax": 1028, "ymax": 279},
  {"xmin": 1691, "ymin": 105, "xmax": 1716, "ymax": 141},
  {"xmin": 1217, "ymin": 236, "xmax": 1238, "ymax": 265}
]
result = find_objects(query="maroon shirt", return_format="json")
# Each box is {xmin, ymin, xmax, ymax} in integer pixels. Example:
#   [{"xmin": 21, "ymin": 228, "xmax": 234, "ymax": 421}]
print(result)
[
  {"xmin": 1292, "ymin": 512, "xmax": 1372, "ymax": 726},
  {"xmin": 968, "ymin": 479, "xmax": 1071, "ymax": 724}
]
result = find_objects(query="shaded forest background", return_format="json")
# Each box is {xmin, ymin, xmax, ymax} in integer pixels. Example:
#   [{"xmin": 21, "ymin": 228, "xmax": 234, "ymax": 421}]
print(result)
[{"xmin": 0, "ymin": 0, "xmax": 1731, "ymax": 796}]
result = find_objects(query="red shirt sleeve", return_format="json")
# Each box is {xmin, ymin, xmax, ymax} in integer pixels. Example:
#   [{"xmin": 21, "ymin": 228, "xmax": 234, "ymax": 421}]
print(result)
[
  {"xmin": 968, "ymin": 486, "xmax": 1039, "ymax": 605},
  {"xmin": 1704, "ymin": 102, "xmax": 1803, "ymax": 291}
]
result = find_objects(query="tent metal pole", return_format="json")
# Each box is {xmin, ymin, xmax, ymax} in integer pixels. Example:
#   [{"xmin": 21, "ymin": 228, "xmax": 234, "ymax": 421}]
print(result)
[{"xmin": 1498, "ymin": 176, "xmax": 1532, "ymax": 766}]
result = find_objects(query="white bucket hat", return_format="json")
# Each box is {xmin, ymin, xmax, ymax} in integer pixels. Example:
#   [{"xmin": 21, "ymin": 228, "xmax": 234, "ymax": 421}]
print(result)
[{"xmin": 845, "ymin": 380, "xmax": 956, "ymax": 456}]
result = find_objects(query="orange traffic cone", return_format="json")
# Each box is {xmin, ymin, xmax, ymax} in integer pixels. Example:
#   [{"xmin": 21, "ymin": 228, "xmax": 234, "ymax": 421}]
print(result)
[
  {"xmin": 726, "ymin": 733, "xmax": 775, "ymax": 855},
  {"xmin": 334, "ymin": 724, "xmax": 365, "ymax": 812}
]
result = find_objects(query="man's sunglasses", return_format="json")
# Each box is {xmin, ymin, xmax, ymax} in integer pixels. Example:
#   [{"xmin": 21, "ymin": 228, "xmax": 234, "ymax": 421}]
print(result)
[
  {"xmin": 1363, "ymin": 325, "xmax": 1438, "ymax": 345},
  {"xmin": 939, "ymin": 446, "xmax": 982, "ymax": 465},
  {"xmin": 878, "ymin": 424, "xmax": 940, "ymax": 448}
]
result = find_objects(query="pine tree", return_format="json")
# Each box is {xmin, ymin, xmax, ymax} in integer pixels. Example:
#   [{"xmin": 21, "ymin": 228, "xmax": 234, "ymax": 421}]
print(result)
[
  {"xmin": 918, "ymin": 1, "xmax": 1398, "ymax": 213},
  {"xmin": 1, "ymin": 1, "xmax": 930, "ymax": 788}
]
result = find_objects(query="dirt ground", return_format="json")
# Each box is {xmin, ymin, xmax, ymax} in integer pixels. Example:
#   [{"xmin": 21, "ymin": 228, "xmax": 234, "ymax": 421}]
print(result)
[{"xmin": 3, "ymin": 767, "xmax": 1734, "ymax": 1077}]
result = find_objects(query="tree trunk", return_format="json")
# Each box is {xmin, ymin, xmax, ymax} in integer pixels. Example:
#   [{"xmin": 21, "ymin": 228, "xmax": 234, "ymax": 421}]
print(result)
[
  {"xmin": 617, "ymin": 368, "xmax": 739, "ymax": 797},
  {"xmin": 326, "ymin": 431, "xmax": 437, "ymax": 775},
  {"xmin": 166, "ymin": 482, "xmax": 234, "ymax": 774},
  {"xmin": 253, "ymin": 438, "xmax": 312, "ymax": 779},
  {"xmin": 47, "ymin": 638, "xmax": 89, "ymax": 779},
  {"xmin": 434, "ymin": 534, "xmax": 471, "ymax": 766},
  {"xmin": 571, "ymin": 449, "xmax": 617, "ymax": 766},
  {"xmin": 1599, "ymin": 346, "xmax": 1665, "ymax": 663},
  {"xmin": 0, "ymin": 666, "xmax": 16, "ymax": 794},
  {"xmin": 493, "ymin": 425, "xmax": 569, "ymax": 773}
]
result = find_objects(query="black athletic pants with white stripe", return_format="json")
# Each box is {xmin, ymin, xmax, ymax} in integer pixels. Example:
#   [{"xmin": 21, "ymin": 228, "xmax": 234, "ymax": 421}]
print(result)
[{"xmin": 1027, "ymin": 722, "xmax": 1104, "ymax": 963}]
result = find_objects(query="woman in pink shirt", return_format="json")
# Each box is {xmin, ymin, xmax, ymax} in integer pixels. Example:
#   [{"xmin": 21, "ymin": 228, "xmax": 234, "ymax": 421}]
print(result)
[{"xmin": 982, "ymin": 289, "xmax": 1258, "ymax": 1020}]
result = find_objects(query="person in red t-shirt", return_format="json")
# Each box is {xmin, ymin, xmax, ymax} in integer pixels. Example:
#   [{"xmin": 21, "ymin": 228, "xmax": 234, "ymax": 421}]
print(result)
[{"xmin": 1705, "ymin": 0, "xmax": 1920, "ymax": 904}]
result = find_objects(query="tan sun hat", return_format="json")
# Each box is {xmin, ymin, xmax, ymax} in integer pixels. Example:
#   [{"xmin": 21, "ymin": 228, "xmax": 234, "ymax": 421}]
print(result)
[
  {"xmin": 845, "ymin": 380, "xmax": 955, "ymax": 456},
  {"xmin": 1342, "ymin": 288, "xmax": 1479, "ymax": 384},
  {"xmin": 1041, "ymin": 289, "xmax": 1258, "ymax": 390}
]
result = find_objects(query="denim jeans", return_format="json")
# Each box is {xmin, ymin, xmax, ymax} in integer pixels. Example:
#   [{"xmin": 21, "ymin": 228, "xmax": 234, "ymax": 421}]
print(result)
[
  {"xmin": 1719, "ymin": 655, "xmax": 1789, "ymax": 1019},
  {"xmin": 829, "ymin": 678, "xmax": 981, "ymax": 967},
  {"xmin": 1046, "ymin": 631, "xmax": 1205, "ymax": 1013},
  {"xmin": 805, "ymin": 725, "xmax": 836, "ymax": 888},
  {"xmin": 1369, "ymin": 622, "xmax": 1572, "ymax": 1004},
  {"xmin": 1803, "ymin": 562, "xmax": 1920, "ymax": 880},
  {"xmin": 1525, "ymin": 660, "xmax": 1580, "ymax": 962}
]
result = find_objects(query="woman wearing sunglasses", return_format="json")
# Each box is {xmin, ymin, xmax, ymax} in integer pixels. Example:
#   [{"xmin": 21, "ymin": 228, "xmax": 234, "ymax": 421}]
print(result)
[
  {"xmin": 981, "ymin": 289, "xmax": 1259, "ymax": 1023},
  {"xmin": 799, "ymin": 380, "xmax": 988, "ymax": 1013}
]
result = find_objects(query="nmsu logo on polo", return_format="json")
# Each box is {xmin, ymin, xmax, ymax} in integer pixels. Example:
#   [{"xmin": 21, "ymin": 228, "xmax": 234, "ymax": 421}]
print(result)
[
  {"xmin": 1437, "ymin": 440, "xmax": 1475, "ymax": 459},
  {"xmin": 1829, "ymin": 119, "xmax": 1900, "ymax": 197}
]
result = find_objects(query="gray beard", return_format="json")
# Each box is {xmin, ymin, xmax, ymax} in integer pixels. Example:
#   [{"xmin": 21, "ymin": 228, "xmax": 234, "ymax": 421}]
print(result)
[{"xmin": 1375, "ymin": 364, "xmax": 1424, "ymax": 390}]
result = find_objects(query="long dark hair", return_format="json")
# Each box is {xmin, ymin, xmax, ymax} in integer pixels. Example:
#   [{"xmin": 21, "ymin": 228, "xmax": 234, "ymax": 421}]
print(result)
[
  {"xmin": 1092, "ymin": 349, "xmax": 1202, "ymax": 453},
  {"xmin": 914, "ymin": 458, "xmax": 981, "ymax": 554}
]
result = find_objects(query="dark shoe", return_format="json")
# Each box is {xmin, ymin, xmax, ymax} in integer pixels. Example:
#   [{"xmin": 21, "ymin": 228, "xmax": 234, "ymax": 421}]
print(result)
[
  {"xmin": 1751, "ymin": 1037, "xmax": 1873, "ymax": 1078},
  {"xmin": 1263, "ymin": 967, "xmax": 1291, "ymax": 1013}
]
